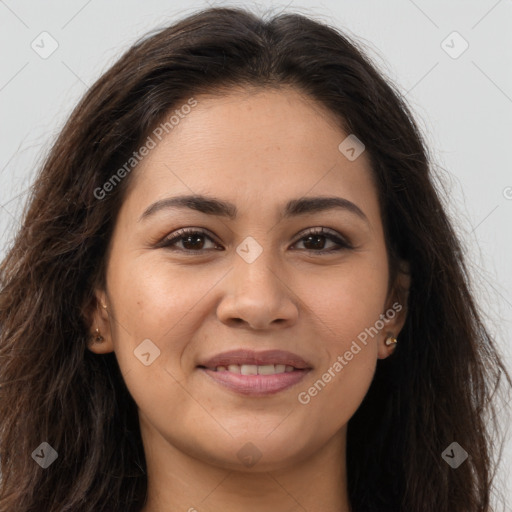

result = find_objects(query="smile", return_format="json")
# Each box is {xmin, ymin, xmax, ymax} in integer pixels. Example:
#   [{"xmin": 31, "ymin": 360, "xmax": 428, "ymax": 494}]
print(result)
[{"xmin": 205, "ymin": 363, "xmax": 296, "ymax": 374}]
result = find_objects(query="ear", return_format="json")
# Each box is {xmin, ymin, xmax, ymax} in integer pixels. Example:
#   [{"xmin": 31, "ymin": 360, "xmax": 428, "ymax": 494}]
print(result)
[
  {"xmin": 83, "ymin": 288, "xmax": 115, "ymax": 354},
  {"xmin": 377, "ymin": 259, "xmax": 411, "ymax": 360}
]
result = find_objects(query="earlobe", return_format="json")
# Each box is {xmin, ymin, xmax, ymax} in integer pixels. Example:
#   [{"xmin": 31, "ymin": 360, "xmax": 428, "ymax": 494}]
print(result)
[
  {"xmin": 87, "ymin": 325, "xmax": 114, "ymax": 354},
  {"xmin": 93, "ymin": 328, "xmax": 104, "ymax": 343},
  {"xmin": 378, "ymin": 260, "xmax": 411, "ymax": 359},
  {"xmin": 84, "ymin": 290, "xmax": 115, "ymax": 354}
]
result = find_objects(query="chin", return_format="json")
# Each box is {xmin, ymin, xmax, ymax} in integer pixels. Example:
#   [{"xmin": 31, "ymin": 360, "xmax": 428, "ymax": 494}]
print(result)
[{"xmin": 200, "ymin": 431, "xmax": 316, "ymax": 472}]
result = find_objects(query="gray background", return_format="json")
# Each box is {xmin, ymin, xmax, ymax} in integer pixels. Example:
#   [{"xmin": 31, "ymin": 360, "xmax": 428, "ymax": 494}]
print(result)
[{"xmin": 1, "ymin": 0, "xmax": 511, "ymax": 507}]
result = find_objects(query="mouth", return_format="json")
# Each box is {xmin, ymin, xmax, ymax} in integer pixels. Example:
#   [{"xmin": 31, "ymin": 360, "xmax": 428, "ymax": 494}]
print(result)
[
  {"xmin": 196, "ymin": 349, "xmax": 312, "ymax": 396},
  {"xmin": 199, "ymin": 363, "xmax": 299, "ymax": 374}
]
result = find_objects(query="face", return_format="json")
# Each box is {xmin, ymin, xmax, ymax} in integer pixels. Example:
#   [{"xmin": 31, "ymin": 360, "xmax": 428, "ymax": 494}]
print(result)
[{"xmin": 89, "ymin": 87, "xmax": 409, "ymax": 472}]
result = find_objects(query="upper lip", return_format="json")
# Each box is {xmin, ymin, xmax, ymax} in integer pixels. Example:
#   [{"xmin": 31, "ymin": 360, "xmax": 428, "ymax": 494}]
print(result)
[{"xmin": 197, "ymin": 349, "xmax": 312, "ymax": 369}]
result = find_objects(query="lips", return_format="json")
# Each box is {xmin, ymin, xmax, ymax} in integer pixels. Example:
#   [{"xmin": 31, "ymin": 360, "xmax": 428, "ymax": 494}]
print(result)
[
  {"xmin": 197, "ymin": 349, "xmax": 312, "ymax": 370},
  {"xmin": 197, "ymin": 349, "xmax": 312, "ymax": 396}
]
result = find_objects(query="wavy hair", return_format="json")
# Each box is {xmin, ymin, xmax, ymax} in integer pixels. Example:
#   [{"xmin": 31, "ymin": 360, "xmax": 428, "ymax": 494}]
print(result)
[{"xmin": 1, "ymin": 6, "xmax": 510, "ymax": 511}]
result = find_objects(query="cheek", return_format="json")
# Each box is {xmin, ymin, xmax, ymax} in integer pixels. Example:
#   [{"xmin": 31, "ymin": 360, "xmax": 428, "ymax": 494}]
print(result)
[
  {"xmin": 303, "ymin": 252, "xmax": 389, "ymax": 343},
  {"xmin": 106, "ymin": 257, "xmax": 209, "ymax": 421},
  {"xmin": 295, "ymin": 310, "xmax": 380, "ymax": 439},
  {"xmin": 106, "ymin": 254, "xmax": 223, "ymax": 371},
  {"xmin": 295, "ymin": 254, "xmax": 388, "ymax": 423}
]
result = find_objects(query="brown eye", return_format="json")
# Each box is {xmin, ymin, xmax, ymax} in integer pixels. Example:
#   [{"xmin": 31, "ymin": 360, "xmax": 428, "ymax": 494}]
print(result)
[
  {"xmin": 292, "ymin": 227, "xmax": 353, "ymax": 253},
  {"xmin": 157, "ymin": 228, "xmax": 221, "ymax": 253}
]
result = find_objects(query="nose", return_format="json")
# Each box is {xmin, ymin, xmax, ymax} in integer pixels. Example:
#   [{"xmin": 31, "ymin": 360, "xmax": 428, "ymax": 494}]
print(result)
[{"xmin": 216, "ymin": 252, "xmax": 299, "ymax": 331}]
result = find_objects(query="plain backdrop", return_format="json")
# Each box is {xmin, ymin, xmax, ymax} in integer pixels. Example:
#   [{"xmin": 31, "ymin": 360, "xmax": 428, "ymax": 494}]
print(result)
[{"xmin": 1, "ymin": 0, "xmax": 511, "ymax": 508}]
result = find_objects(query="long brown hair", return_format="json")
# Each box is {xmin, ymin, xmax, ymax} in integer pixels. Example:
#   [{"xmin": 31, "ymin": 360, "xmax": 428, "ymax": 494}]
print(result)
[{"xmin": 1, "ymin": 6, "xmax": 510, "ymax": 511}]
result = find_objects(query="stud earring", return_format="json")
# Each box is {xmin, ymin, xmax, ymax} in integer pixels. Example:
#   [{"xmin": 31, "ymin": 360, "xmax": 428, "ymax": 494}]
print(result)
[
  {"xmin": 385, "ymin": 335, "xmax": 397, "ymax": 346},
  {"xmin": 94, "ymin": 328, "xmax": 104, "ymax": 343}
]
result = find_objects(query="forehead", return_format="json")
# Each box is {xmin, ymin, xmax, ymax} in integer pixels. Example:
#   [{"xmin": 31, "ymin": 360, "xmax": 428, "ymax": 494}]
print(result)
[{"xmin": 121, "ymin": 87, "xmax": 379, "ymax": 225}]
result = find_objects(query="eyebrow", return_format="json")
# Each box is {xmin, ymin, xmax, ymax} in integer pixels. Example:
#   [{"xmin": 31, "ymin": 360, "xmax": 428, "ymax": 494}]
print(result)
[{"xmin": 138, "ymin": 194, "xmax": 369, "ymax": 224}]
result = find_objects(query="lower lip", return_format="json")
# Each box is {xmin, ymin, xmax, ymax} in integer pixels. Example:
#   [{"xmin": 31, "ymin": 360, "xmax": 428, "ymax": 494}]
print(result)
[{"xmin": 199, "ymin": 368, "xmax": 311, "ymax": 396}]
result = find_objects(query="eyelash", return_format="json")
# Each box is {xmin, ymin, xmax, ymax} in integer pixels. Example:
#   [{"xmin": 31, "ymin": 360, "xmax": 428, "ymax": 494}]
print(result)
[{"xmin": 157, "ymin": 227, "xmax": 353, "ymax": 255}]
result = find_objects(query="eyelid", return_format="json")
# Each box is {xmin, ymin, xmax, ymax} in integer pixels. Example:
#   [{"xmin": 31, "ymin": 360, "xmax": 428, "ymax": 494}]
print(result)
[
  {"xmin": 294, "ymin": 226, "xmax": 351, "ymax": 245},
  {"xmin": 154, "ymin": 227, "xmax": 217, "ymax": 249}
]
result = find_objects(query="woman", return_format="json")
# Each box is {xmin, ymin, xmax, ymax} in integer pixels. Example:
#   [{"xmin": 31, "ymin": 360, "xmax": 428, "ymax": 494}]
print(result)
[{"xmin": 0, "ymin": 6, "xmax": 510, "ymax": 512}]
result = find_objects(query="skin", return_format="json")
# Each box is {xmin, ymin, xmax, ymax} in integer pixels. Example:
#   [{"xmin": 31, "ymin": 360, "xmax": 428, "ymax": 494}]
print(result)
[{"xmin": 88, "ymin": 86, "xmax": 410, "ymax": 512}]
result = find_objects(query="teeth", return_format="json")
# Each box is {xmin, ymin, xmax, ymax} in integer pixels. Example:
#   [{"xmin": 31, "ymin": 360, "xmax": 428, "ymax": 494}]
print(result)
[
  {"xmin": 212, "ymin": 364, "xmax": 296, "ymax": 374},
  {"xmin": 257, "ymin": 364, "xmax": 276, "ymax": 375},
  {"xmin": 241, "ymin": 364, "xmax": 258, "ymax": 375}
]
